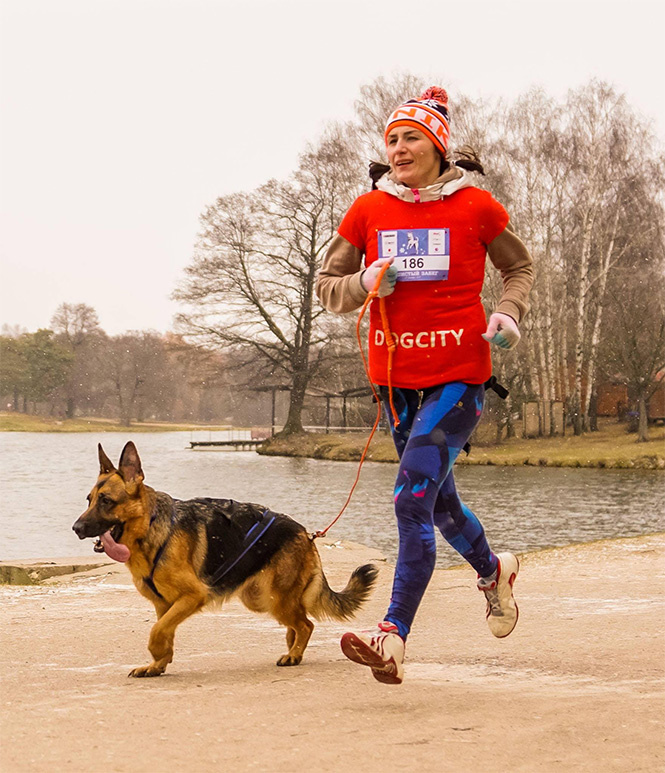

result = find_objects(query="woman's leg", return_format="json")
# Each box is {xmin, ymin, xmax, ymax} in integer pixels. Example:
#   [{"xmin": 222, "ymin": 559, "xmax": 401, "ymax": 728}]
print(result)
[
  {"xmin": 381, "ymin": 382, "xmax": 489, "ymax": 640},
  {"xmin": 433, "ymin": 472, "xmax": 498, "ymax": 577},
  {"xmin": 340, "ymin": 382, "xmax": 517, "ymax": 682}
]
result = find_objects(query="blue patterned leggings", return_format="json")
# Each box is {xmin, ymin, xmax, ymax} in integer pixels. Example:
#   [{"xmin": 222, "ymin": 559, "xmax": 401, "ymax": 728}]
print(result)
[{"xmin": 381, "ymin": 382, "xmax": 498, "ymax": 641}]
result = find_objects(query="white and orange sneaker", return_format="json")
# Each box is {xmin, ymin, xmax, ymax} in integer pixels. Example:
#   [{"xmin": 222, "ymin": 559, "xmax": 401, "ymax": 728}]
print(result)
[
  {"xmin": 477, "ymin": 552, "xmax": 520, "ymax": 638},
  {"xmin": 340, "ymin": 621, "xmax": 405, "ymax": 685}
]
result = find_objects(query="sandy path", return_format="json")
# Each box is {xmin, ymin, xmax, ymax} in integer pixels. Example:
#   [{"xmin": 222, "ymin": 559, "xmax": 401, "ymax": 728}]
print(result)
[{"xmin": 1, "ymin": 535, "xmax": 663, "ymax": 772}]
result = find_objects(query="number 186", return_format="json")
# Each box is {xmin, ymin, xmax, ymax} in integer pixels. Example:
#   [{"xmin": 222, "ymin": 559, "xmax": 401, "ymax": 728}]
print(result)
[{"xmin": 402, "ymin": 257, "xmax": 424, "ymax": 269}]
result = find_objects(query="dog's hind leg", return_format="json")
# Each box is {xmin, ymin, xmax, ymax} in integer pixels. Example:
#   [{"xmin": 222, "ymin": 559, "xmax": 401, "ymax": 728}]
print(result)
[
  {"xmin": 129, "ymin": 592, "xmax": 206, "ymax": 678},
  {"xmin": 276, "ymin": 606, "xmax": 314, "ymax": 667}
]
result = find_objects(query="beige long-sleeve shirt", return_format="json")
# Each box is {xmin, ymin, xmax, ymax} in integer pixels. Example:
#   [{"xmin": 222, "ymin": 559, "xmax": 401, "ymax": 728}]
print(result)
[{"xmin": 317, "ymin": 226, "xmax": 533, "ymax": 323}]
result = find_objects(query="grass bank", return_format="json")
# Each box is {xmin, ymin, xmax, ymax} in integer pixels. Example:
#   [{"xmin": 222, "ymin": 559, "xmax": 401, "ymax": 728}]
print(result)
[
  {"xmin": 259, "ymin": 419, "xmax": 665, "ymax": 469},
  {"xmin": 0, "ymin": 412, "xmax": 231, "ymax": 433}
]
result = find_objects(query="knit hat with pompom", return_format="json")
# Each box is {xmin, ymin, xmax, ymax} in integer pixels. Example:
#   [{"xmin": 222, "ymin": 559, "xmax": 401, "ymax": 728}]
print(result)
[{"xmin": 384, "ymin": 87, "xmax": 450, "ymax": 156}]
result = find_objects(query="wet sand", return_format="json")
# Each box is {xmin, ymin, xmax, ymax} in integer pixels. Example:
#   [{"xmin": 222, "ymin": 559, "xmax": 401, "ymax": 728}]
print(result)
[{"xmin": 1, "ymin": 534, "xmax": 664, "ymax": 772}]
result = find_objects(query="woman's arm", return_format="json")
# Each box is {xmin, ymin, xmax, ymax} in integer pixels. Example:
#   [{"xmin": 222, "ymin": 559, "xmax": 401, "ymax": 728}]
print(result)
[
  {"xmin": 486, "ymin": 226, "xmax": 534, "ymax": 323},
  {"xmin": 316, "ymin": 234, "xmax": 368, "ymax": 313}
]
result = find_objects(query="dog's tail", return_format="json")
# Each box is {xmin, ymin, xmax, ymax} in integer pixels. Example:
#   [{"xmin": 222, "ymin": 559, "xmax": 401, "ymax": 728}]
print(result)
[{"xmin": 312, "ymin": 563, "xmax": 379, "ymax": 621}]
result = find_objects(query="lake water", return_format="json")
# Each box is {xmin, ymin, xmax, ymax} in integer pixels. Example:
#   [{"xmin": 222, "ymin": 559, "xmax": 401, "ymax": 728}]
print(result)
[{"xmin": 1, "ymin": 431, "xmax": 663, "ymax": 565}]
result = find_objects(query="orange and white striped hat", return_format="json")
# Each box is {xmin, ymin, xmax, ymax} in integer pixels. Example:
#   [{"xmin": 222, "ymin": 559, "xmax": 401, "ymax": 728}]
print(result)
[{"xmin": 384, "ymin": 87, "xmax": 450, "ymax": 156}]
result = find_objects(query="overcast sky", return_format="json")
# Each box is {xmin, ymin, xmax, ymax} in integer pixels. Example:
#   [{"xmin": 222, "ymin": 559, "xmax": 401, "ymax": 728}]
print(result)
[{"xmin": 1, "ymin": 0, "xmax": 663, "ymax": 335}]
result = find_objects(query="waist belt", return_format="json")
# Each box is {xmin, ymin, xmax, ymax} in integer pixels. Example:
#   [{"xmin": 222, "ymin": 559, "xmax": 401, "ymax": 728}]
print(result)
[{"xmin": 375, "ymin": 377, "xmax": 510, "ymax": 456}]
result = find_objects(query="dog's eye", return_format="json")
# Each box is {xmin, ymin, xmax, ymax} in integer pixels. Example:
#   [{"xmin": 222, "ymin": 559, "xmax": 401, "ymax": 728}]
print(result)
[{"xmin": 98, "ymin": 493, "xmax": 114, "ymax": 507}]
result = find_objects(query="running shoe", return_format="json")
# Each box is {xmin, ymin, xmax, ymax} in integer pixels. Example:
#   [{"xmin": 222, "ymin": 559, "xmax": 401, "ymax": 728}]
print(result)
[
  {"xmin": 340, "ymin": 621, "xmax": 405, "ymax": 685},
  {"xmin": 477, "ymin": 552, "xmax": 520, "ymax": 638}
]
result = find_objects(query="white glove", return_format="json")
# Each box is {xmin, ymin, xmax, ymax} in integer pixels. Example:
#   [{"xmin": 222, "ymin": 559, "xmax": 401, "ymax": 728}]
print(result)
[
  {"xmin": 361, "ymin": 258, "xmax": 398, "ymax": 297},
  {"xmin": 482, "ymin": 312, "xmax": 521, "ymax": 350}
]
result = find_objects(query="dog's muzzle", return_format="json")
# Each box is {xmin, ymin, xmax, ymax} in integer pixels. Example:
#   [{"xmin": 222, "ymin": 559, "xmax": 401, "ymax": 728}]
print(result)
[{"xmin": 72, "ymin": 514, "xmax": 116, "ymax": 540}]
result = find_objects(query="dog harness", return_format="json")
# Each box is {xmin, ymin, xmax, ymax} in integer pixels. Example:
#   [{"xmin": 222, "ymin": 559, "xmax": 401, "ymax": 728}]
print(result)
[
  {"xmin": 142, "ymin": 503, "xmax": 277, "ymax": 599},
  {"xmin": 208, "ymin": 508, "xmax": 276, "ymax": 585}
]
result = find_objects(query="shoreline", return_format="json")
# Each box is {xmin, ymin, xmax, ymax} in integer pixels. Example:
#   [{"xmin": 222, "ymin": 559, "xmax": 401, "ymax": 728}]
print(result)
[
  {"xmin": 258, "ymin": 427, "xmax": 665, "ymax": 469},
  {"xmin": 0, "ymin": 411, "xmax": 233, "ymax": 433}
]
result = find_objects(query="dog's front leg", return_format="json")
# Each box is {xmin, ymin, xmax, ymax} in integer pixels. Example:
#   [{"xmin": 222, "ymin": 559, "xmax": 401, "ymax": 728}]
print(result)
[
  {"xmin": 129, "ymin": 592, "xmax": 205, "ymax": 678},
  {"xmin": 153, "ymin": 597, "xmax": 172, "ymax": 620}
]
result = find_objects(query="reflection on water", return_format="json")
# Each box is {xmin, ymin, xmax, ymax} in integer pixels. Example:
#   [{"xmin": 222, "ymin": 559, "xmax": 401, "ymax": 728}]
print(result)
[{"xmin": 1, "ymin": 432, "xmax": 663, "ymax": 564}]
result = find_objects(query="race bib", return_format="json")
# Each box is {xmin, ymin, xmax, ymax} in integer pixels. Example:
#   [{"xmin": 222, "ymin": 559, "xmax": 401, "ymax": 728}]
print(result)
[{"xmin": 378, "ymin": 228, "xmax": 450, "ymax": 281}]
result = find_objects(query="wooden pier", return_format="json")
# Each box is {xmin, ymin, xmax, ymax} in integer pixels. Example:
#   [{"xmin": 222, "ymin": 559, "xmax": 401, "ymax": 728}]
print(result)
[{"xmin": 189, "ymin": 439, "xmax": 267, "ymax": 451}]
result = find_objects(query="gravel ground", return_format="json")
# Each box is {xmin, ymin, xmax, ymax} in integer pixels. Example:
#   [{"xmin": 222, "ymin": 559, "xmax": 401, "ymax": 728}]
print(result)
[{"xmin": 1, "ymin": 534, "xmax": 664, "ymax": 772}]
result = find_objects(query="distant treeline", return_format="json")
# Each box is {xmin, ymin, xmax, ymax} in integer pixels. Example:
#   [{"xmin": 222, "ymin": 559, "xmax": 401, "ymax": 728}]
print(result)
[
  {"xmin": 0, "ymin": 304, "xmax": 267, "ymax": 427},
  {"xmin": 0, "ymin": 304, "xmax": 371, "ymax": 429}
]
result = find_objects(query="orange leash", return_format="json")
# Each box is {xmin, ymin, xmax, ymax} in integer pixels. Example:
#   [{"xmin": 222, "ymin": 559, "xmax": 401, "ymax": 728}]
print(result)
[
  {"xmin": 378, "ymin": 297, "xmax": 400, "ymax": 427},
  {"xmin": 312, "ymin": 264, "xmax": 399, "ymax": 540}
]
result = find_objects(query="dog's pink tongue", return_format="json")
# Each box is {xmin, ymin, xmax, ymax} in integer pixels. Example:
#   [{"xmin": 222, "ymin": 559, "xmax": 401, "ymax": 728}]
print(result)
[{"xmin": 100, "ymin": 531, "xmax": 130, "ymax": 563}]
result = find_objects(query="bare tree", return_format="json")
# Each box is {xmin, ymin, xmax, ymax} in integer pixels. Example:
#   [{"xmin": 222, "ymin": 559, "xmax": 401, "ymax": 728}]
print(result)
[
  {"xmin": 51, "ymin": 303, "xmax": 100, "ymax": 346},
  {"xmin": 560, "ymin": 83, "xmax": 628, "ymax": 432},
  {"xmin": 477, "ymin": 82, "xmax": 663, "ymax": 435},
  {"xmin": 106, "ymin": 331, "xmax": 170, "ymax": 426},
  {"xmin": 603, "ymin": 279, "xmax": 665, "ymax": 442},
  {"xmin": 175, "ymin": 130, "xmax": 362, "ymax": 435},
  {"xmin": 353, "ymin": 73, "xmax": 431, "ymax": 160},
  {"xmin": 599, "ymin": 162, "xmax": 665, "ymax": 441},
  {"xmin": 50, "ymin": 303, "xmax": 102, "ymax": 418},
  {"xmin": 480, "ymin": 89, "xmax": 570, "ymax": 435}
]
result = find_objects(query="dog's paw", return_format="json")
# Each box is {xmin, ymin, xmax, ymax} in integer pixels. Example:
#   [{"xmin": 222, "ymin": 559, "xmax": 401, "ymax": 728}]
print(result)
[
  {"xmin": 276, "ymin": 654, "xmax": 303, "ymax": 667},
  {"xmin": 128, "ymin": 665, "xmax": 165, "ymax": 678}
]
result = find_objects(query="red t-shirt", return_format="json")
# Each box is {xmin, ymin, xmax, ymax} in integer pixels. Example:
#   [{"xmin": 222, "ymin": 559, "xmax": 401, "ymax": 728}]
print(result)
[{"xmin": 338, "ymin": 187, "xmax": 509, "ymax": 388}]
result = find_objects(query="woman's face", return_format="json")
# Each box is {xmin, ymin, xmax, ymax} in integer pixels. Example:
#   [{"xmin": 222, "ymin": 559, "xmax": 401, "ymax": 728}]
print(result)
[{"xmin": 386, "ymin": 127, "xmax": 442, "ymax": 188}]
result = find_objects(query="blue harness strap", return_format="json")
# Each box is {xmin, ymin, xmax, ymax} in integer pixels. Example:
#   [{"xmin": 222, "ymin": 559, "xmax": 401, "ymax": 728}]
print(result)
[{"xmin": 209, "ymin": 509, "xmax": 276, "ymax": 585}]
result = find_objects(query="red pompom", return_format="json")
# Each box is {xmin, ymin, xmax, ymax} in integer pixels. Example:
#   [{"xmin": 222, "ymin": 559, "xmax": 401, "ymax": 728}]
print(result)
[{"xmin": 420, "ymin": 86, "xmax": 448, "ymax": 106}]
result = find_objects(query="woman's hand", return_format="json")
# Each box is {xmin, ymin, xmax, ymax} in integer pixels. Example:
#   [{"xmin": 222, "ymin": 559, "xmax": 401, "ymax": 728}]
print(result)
[
  {"xmin": 361, "ymin": 258, "xmax": 398, "ymax": 297},
  {"xmin": 482, "ymin": 312, "xmax": 521, "ymax": 349}
]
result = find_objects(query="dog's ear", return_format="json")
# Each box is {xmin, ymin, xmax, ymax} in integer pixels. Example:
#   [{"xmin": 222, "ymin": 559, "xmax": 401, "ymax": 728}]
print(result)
[
  {"xmin": 98, "ymin": 444, "xmax": 115, "ymax": 475},
  {"xmin": 118, "ymin": 442, "xmax": 144, "ymax": 489}
]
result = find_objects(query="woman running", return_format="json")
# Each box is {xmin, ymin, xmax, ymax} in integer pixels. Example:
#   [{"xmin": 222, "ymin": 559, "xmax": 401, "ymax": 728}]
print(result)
[{"xmin": 316, "ymin": 87, "xmax": 533, "ymax": 685}]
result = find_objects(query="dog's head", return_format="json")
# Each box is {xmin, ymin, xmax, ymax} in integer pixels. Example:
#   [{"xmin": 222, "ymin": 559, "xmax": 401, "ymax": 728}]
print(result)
[{"xmin": 72, "ymin": 442, "xmax": 146, "ymax": 559}]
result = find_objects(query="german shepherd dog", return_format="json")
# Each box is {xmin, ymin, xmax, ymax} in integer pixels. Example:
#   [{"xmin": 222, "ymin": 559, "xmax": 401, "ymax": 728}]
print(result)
[{"xmin": 72, "ymin": 442, "xmax": 378, "ymax": 678}]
